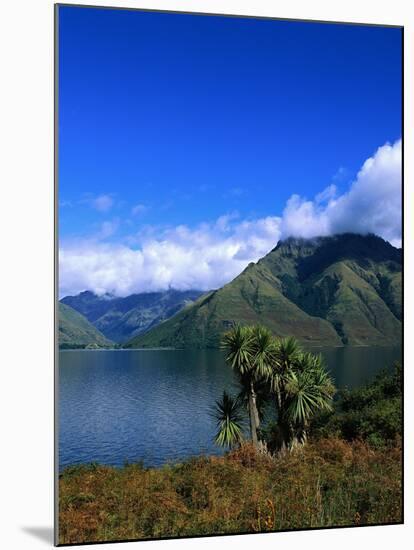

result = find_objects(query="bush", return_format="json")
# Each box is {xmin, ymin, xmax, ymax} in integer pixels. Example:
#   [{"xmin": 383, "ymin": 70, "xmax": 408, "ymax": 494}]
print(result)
[{"xmin": 310, "ymin": 363, "xmax": 402, "ymax": 447}]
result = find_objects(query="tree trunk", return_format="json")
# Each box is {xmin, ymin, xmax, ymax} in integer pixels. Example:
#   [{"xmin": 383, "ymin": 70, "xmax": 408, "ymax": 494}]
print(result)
[
  {"xmin": 249, "ymin": 381, "xmax": 260, "ymax": 448},
  {"xmin": 276, "ymin": 419, "xmax": 291, "ymax": 453}
]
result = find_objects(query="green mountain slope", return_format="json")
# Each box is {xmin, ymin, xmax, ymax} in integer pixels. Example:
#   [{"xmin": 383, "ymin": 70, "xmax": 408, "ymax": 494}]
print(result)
[
  {"xmin": 125, "ymin": 234, "xmax": 402, "ymax": 349},
  {"xmin": 59, "ymin": 303, "xmax": 113, "ymax": 349},
  {"xmin": 61, "ymin": 289, "xmax": 204, "ymax": 343}
]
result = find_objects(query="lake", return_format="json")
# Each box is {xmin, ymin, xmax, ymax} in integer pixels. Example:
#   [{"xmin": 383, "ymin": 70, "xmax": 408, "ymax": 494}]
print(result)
[{"xmin": 58, "ymin": 346, "xmax": 401, "ymax": 469}]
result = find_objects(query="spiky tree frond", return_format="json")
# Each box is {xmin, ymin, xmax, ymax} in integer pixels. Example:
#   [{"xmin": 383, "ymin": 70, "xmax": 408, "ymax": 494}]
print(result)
[
  {"xmin": 251, "ymin": 325, "xmax": 277, "ymax": 379},
  {"xmin": 269, "ymin": 337, "xmax": 301, "ymax": 400},
  {"xmin": 221, "ymin": 325, "xmax": 275, "ymax": 448},
  {"xmin": 219, "ymin": 325, "xmax": 335, "ymax": 452},
  {"xmin": 221, "ymin": 325, "xmax": 255, "ymax": 376},
  {"xmin": 212, "ymin": 391, "xmax": 245, "ymax": 448},
  {"xmin": 276, "ymin": 337, "xmax": 301, "ymax": 368},
  {"xmin": 295, "ymin": 351, "xmax": 322, "ymax": 373},
  {"xmin": 285, "ymin": 358, "xmax": 335, "ymax": 426}
]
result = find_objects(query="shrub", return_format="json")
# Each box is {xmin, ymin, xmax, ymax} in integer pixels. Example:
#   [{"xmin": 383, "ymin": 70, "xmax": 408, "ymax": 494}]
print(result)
[{"xmin": 310, "ymin": 363, "xmax": 402, "ymax": 447}]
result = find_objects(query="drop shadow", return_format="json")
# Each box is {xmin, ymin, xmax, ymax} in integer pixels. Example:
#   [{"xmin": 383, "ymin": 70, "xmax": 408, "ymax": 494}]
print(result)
[{"xmin": 22, "ymin": 526, "xmax": 54, "ymax": 545}]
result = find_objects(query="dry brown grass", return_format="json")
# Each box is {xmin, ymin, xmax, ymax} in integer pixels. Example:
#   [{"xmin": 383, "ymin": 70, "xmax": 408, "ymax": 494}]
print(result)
[{"xmin": 59, "ymin": 438, "xmax": 402, "ymax": 544}]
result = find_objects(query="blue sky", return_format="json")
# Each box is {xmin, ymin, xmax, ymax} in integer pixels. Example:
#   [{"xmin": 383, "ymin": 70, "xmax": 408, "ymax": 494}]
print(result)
[{"xmin": 58, "ymin": 6, "xmax": 402, "ymax": 297}]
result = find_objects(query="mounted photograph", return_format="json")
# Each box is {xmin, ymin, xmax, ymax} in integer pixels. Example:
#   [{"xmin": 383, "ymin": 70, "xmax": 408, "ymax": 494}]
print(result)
[{"xmin": 55, "ymin": 4, "xmax": 403, "ymax": 545}]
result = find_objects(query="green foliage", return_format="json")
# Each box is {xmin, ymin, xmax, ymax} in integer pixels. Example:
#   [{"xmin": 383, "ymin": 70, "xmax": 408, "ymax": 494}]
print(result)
[
  {"xmin": 311, "ymin": 363, "xmax": 402, "ymax": 447},
  {"xmin": 59, "ymin": 303, "xmax": 113, "ymax": 349},
  {"xmin": 250, "ymin": 325, "xmax": 278, "ymax": 376},
  {"xmin": 128, "ymin": 234, "xmax": 401, "ymax": 349},
  {"xmin": 212, "ymin": 391, "xmax": 244, "ymax": 448},
  {"xmin": 265, "ymin": 338, "xmax": 336, "ymax": 450},
  {"xmin": 221, "ymin": 325, "xmax": 255, "ymax": 375},
  {"xmin": 221, "ymin": 325, "xmax": 275, "ymax": 447},
  {"xmin": 285, "ymin": 362, "xmax": 334, "ymax": 425},
  {"xmin": 269, "ymin": 336, "xmax": 300, "ymax": 401},
  {"xmin": 220, "ymin": 327, "xmax": 336, "ymax": 451}
]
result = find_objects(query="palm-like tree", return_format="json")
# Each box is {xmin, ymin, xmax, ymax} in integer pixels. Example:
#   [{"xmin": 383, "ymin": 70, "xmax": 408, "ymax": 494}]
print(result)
[
  {"xmin": 221, "ymin": 325, "xmax": 275, "ymax": 448},
  {"xmin": 270, "ymin": 337, "xmax": 300, "ymax": 410},
  {"xmin": 218, "ymin": 327, "xmax": 335, "ymax": 453},
  {"xmin": 221, "ymin": 325, "xmax": 257, "ymax": 446},
  {"xmin": 212, "ymin": 391, "xmax": 244, "ymax": 448},
  {"xmin": 272, "ymin": 343, "xmax": 335, "ymax": 450}
]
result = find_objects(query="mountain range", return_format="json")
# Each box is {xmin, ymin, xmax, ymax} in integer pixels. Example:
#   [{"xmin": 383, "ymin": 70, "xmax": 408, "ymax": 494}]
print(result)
[
  {"xmin": 60, "ymin": 289, "xmax": 204, "ymax": 345},
  {"xmin": 59, "ymin": 302, "xmax": 113, "ymax": 349},
  {"xmin": 125, "ymin": 233, "xmax": 402, "ymax": 349}
]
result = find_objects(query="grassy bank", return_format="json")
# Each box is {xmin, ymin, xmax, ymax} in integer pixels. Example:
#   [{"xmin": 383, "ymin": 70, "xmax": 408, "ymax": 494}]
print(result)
[{"xmin": 59, "ymin": 437, "xmax": 402, "ymax": 544}]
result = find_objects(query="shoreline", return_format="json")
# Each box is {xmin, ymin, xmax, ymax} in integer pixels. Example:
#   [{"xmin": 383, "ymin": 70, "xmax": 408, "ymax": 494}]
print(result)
[
  {"xmin": 59, "ymin": 342, "xmax": 402, "ymax": 352},
  {"xmin": 59, "ymin": 449, "xmax": 226, "ymax": 473}
]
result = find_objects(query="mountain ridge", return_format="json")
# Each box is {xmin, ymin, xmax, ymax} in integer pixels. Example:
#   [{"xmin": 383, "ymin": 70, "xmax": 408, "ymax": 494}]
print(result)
[
  {"xmin": 125, "ymin": 233, "xmax": 402, "ymax": 349},
  {"xmin": 61, "ymin": 289, "xmax": 205, "ymax": 343},
  {"xmin": 59, "ymin": 302, "xmax": 113, "ymax": 349}
]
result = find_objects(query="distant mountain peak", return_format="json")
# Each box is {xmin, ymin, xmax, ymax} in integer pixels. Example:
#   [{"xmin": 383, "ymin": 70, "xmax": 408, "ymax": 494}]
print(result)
[
  {"xmin": 127, "ymin": 232, "xmax": 401, "ymax": 350},
  {"xmin": 60, "ymin": 288, "xmax": 205, "ymax": 344},
  {"xmin": 270, "ymin": 233, "xmax": 400, "ymax": 264},
  {"xmin": 77, "ymin": 290, "xmax": 96, "ymax": 297},
  {"xmin": 277, "ymin": 232, "xmax": 391, "ymax": 249}
]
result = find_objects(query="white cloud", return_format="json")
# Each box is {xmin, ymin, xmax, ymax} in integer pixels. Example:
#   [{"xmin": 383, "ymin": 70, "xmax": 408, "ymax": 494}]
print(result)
[
  {"xmin": 59, "ymin": 215, "xmax": 282, "ymax": 297},
  {"xmin": 91, "ymin": 194, "xmax": 114, "ymax": 212},
  {"xmin": 131, "ymin": 203, "xmax": 147, "ymax": 216},
  {"xmin": 96, "ymin": 219, "xmax": 119, "ymax": 239},
  {"xmin": 329, "ymin": 139, "xmax": 402, "ymax": 246},
  {"xmin": 280, "ymin": 139, "xmax": 402, "ymax": 247},
  {"xmin": 281, "ymin": 194, "xmax": 331, "ymax": 239},
  {"xmin": 315, "ymin": 184, "xmax": 337, "ymax": 204},
  {"xmin": 59, "ymin": 139, "xmax": 401, "ymax": 297}
]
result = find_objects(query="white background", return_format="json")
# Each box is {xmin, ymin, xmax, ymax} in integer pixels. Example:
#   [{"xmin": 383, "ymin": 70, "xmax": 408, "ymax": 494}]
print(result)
[{"xmin": 0, "ymin": 0, "xmax": 413, "ymax": 549}]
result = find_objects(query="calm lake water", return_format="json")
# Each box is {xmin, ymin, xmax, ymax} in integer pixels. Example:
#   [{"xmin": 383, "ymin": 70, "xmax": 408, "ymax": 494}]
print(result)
[{"xmin": 59, "ymin": 346, "xmax": 401, "ymax": 469}]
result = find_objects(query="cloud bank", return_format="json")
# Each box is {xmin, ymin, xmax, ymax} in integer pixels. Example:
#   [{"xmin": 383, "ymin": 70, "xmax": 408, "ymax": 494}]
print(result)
[
  {"xmin": 59, "ymin": 215, "xmax": 281, "ymax": 297},
  {"xmin": 280, "ymin": 139, "xmax": 402, "ymax": 247},
  {"xmin": 59, "ymin": 140, "xmax": 401, "ymax": 297}
]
